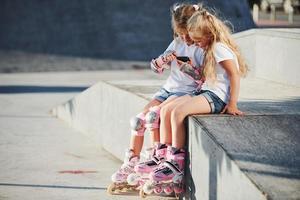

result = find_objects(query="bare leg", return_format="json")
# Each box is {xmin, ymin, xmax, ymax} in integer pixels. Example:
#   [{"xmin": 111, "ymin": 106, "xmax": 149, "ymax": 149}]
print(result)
[
  {"xmin": 148, "ymin": 96, "xmax": 178, "ymax": 146},
  {"xmin": 171, "ymin": 95, "xmax": 211, "ymax": 149},
  {"xmin": 130, "ymin": 99, "xmax": 162, "ymax": 156},
  {"xmin": 159, "ymin": 95, "xmax": 192, "ymax": 145}
]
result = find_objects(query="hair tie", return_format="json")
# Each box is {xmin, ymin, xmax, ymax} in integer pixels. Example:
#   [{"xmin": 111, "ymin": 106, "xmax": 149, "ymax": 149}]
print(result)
[
  {"xmin": 206, "ymin": 11, "xmax": 212, "ymax": 16},
  {"xmin": 173, "ymin": 4, "xmax": 181, "ymax": 12},
  {"xmin": 193, "ymin": 5, "xmax": 199, "ymax": 11}
]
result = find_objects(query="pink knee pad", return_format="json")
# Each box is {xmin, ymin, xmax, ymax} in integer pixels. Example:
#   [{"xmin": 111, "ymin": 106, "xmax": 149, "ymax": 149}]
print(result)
[
  {"xmin": 130, "ymin": 112, "xmax": 146, "ymax": 136},
  {"xmin": 145, "ymin": 106, "xmax": 161, "ymax": 130}
]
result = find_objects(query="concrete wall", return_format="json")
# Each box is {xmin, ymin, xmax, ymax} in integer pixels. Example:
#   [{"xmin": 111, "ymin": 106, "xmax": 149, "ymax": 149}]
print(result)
[
  {"xmin": 185, "ymin": 117, "xmax": 267, "ymax": 200},
  {"xmin": 0, "ymin": 0, "xmax": 254, "ymax": 61},
  {"xmin": 234, "ymin": 29, "xmax": 300, "ymax": 86}
]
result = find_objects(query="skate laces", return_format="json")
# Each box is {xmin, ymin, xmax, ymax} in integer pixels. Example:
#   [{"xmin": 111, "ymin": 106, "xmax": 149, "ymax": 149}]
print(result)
[
  {"xmin": 140, "ymin": 147, "xmax": 154, "ymax": 161},
  {"xmin": 154, "ymin": 159, "xmax": 181, "ymax": 176},
  {"xmin": 154, "ymin": 147, "xmax": 185, "ymax": 175}
]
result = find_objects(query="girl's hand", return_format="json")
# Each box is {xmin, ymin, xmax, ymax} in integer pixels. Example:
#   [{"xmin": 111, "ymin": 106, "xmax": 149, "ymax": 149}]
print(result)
[{"xmin": 221, "ymin": 104, "xmax": 244, "ymax": 115}]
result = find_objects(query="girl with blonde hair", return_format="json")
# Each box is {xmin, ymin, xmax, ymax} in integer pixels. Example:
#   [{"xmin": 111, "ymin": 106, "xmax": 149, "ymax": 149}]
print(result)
[
  {"xmin": 108, "ymin": 3, "xmax": 205, "ymax": 195},
  {"xmin": 149, "ymin": 5, "xmax": 248, "ymax": 188}
]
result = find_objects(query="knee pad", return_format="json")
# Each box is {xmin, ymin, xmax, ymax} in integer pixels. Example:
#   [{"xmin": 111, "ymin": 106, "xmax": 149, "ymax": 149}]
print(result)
[
  {"xmin": 130, "ymin": 112, "xmax": 146, "ymax": 136},
  {"xmin": 145, "ymin": 106, "xmax": 161, "ymax": 130}
]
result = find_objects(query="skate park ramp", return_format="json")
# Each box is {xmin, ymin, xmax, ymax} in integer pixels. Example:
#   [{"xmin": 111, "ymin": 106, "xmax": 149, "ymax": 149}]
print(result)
[{"xmin": 52, "ymin": 28, "xmax": 300, "ymax": 199}]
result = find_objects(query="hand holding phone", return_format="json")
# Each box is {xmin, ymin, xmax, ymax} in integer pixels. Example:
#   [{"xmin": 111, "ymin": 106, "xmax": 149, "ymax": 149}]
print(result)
[{"xmin": 176, "ymin": 56, "xmax": 190, "ymax": 62}]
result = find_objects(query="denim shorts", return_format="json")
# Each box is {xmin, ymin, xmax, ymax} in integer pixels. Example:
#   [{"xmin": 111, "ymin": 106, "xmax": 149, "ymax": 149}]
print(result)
[
  {"xmin": 193, "ymin": 90, "xmax": 226, "ymax": 114},
  {"xmin": 153, "ymin": 88, "xmax": 188, "ymax": 102}
]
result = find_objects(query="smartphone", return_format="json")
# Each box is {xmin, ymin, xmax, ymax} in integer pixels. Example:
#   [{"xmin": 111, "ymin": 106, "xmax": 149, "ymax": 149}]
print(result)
[{"xmin": 176, "ymin": 56, "xmax": 190, "ymax": 62}]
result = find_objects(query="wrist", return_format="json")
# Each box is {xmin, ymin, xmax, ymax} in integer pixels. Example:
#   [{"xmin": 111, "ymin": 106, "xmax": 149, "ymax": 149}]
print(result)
[{"xmin": 228, "ymin": 101, "xmax": 237, "ymax": 107}]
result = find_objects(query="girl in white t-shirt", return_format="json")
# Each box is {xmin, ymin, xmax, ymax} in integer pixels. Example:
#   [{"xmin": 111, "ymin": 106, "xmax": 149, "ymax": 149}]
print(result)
[
  {"xmin": 108, "ymin": 3, "xmax": 205, "ymax": 194},
  {"xmin": 149, "ymin": 6, "xmax": 248, "ymax": 187}
]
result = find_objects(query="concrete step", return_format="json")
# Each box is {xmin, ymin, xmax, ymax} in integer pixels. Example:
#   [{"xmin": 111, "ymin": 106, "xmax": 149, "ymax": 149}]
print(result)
[{"xmin": 52, "ymin": 71, "xmax": 300, "ymax": 200}]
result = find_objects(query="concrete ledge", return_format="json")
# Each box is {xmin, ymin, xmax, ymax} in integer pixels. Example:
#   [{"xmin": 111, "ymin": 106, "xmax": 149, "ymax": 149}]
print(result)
[
  {"xmin": 186, "ymin": 115, "xmax": 300, "ymax": 200},
  {"xmin": 234, "ymin": 28, "xmax": 300, "ymax": 86}
]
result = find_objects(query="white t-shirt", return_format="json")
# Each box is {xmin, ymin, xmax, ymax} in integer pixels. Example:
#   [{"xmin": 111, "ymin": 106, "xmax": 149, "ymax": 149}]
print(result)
[
  {"xmin": 201, "ymin": 42, "xmax": 239, "ymax": 103},
  {"xmin": 162, "ymin": 38, "xmax": 204, "ymax": 94}
]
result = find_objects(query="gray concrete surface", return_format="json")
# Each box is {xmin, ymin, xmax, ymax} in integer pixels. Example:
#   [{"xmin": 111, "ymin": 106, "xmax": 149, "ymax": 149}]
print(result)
[
  {"xmin": 187, "ymin": 115, "xmax": 300, "ymax": 200},
  {"xmin": 0, "ymin": 71, "xmax": 171, "ymax": 200},
  {"xmin": 186, "ymin": 117, "xmax": 267, "ymax": 200},
  {"xmin": 0, "ymin": 50, "xmax": 149, "ymax": 73}
]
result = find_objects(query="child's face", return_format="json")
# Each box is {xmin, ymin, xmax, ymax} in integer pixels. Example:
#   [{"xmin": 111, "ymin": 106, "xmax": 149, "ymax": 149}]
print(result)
[
  {"xmin": 176, "ymin": 28, "xmax": 194, "ymax": 46},
  {"xmin": 189, "ymin": 32, "xmax": 210, "ymax": 49}
]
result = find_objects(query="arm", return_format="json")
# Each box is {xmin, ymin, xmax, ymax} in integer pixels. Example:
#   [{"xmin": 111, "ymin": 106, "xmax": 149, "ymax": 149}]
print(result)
[
  {"xmin": 220, "ymin": 59, "xmax": 244, "ymax": 115},
  {"xmin": 150, "ymin": 51, "xmax": 176, "ymax": 74}
]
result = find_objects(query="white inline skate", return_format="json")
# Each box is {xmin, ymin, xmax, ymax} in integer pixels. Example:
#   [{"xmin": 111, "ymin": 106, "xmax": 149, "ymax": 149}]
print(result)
[{"xmin": 107, "ymin": 149, "xmax": 139, "ymax": 194}]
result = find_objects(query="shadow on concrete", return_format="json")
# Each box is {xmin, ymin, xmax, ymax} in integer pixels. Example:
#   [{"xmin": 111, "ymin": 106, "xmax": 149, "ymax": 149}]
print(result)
[
  {"xmin": 0, "ymin": 183, "xmax": 106, "ymax": 190},
  {"xmin": 0, "ymin": 85, "xmax": 88, "ymax": 93},
  {"xmin": 184, "ymin": 120, "xmax": 196, "ymax": 200},
  {"xmin": 228, "ymin": 115, "xmax": 300, "ymax": 179},
  {"xmin": 190, "ymin": 114, "xmax": 299, "ymax": 199},
  {"xmin": 239, "ymin": 97, "xmax": 300, "ymax": 114},
  {"xmin": 199, "ymin": 121, "xmax": 228, "ymax": 200}
]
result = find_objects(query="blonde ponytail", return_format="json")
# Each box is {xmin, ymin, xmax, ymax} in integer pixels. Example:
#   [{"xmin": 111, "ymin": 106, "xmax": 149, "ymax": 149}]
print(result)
[{"xmin": 188, "ymin": 10, "xmax": 248, "ymax": 80}]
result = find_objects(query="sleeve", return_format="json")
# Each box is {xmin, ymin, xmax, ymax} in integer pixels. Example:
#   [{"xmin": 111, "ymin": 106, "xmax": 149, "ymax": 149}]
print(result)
[
  {"xmin": 162, "ymin": 38, "xmax": 178, "ymax": 55},
  {"xmin": 214, "ymin": 43, "xmax": 234, "ymax": 63}
]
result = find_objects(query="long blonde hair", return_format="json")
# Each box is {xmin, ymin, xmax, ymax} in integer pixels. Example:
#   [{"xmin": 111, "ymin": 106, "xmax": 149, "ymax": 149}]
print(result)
[{"xmin": 187, "ymin": 7, "xmax": 248, "ymax": 80}]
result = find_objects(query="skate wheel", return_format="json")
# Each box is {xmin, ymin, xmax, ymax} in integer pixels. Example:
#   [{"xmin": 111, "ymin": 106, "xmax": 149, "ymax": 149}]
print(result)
[
  {"xmin": 153, "ymin": 186, "xmax": 163, "ymax": 194},
  {"xmin": 143, "ymin": 181, "xmax": 154, "ymax": 195},
  {"xmin": 107, "ymin": 183, "xmax": 115, "ymax": 194},
  {"xmin": 127, "ymin": 173, "xmax": 139, "ymax": 185},
  {"xmin": 174, "ymin": 183, "xmax": 184, "ymax": 194},
  {"xmin": 121, "ymin": 187, "xmax": 128, "ymax": 192},
  {"xmin": 139, "ymin": 189, "xmax": 147, "ymax": 198},
  {"xmin": 163, "ymin": 185, "xmax": 173, "ymax": 195}
]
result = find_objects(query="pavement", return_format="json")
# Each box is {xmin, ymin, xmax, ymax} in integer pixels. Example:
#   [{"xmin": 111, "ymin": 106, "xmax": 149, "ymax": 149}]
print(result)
[{"xmin": 0, "ymin": 71, "xmax": 170, "ymax": 200}]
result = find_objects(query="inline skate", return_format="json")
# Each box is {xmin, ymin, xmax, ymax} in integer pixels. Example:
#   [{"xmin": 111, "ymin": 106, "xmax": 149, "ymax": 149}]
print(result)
[
  {"xmin": 141, "ymin": 146, "xmax": 185, "ymax": 198},
  {"xmin": 127, "ymin": 143, "xmax": 168, "ymax": 197},
  {"xmin": 107, "ymin": 149, "xmax": 139, "ymax": 194}
]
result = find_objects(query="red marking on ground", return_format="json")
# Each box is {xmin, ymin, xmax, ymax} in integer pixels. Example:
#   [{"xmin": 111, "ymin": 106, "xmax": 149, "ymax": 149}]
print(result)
[{"xmin": 58, "ymin": 170, "xmax": 98, "ymax": 174}]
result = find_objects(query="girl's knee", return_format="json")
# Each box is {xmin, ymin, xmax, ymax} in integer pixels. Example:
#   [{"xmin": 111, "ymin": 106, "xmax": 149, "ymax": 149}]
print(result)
[
  {"xmin": 171, "ymin": 106, "xmax": 186, "ymax": 122},
  {"xmin": 160, "ymin": 104, "xmax": 172, "ymax": 117}
]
